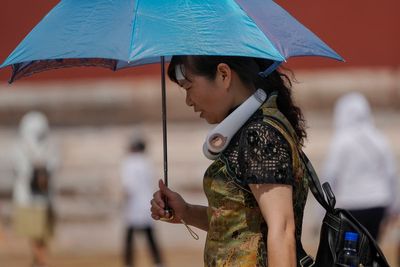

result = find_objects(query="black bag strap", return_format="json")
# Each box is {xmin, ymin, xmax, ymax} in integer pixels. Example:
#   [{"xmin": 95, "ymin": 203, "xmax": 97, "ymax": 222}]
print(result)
[{"xmin": 297, "ymin": 152, "xmax": 333, "ymax": 211}]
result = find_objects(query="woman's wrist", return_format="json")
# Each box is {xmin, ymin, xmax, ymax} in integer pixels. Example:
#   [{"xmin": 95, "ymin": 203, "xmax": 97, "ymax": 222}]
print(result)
[{"xmin": 181, "ymin": 202, "xmax": 192, "ymax": 224}]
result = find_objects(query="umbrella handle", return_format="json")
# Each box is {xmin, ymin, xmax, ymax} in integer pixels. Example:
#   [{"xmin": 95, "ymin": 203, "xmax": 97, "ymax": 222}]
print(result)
[{"xmin": 160, "ymin": 201, "xmax": 174, "ymax": 221}]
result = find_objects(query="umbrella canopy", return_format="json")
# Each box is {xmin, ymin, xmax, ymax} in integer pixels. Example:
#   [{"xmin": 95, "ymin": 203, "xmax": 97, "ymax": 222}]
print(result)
[{"xmin": 1, "ymin": 0, "xmax": 342, "ymax": 82}]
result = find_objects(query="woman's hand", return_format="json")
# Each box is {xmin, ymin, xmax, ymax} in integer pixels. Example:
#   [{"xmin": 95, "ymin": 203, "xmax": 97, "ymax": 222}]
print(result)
[
  {"xmin": 151, "ymin": 179, "xmax": 209, "ymax": 231},
  {"xmin": 150, "ymin": 179, "xmax": 188, "ymax": 224}
]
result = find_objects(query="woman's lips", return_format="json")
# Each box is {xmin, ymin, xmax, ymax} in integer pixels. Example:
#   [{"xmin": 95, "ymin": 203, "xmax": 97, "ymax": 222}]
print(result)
[{"xmin": 194, "ymin": 108, "xmax": 203, "ymax": 118}]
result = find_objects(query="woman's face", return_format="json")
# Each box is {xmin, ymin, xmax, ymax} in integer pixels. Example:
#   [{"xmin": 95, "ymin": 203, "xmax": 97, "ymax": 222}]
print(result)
[{"xmin": 178, "ymin": 68, "xmax": 232, "ymax": 124}]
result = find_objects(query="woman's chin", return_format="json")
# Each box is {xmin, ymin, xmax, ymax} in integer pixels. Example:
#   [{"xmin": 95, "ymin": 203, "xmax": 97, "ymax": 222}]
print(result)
[
  {"xmin": 200, "ymin": 112, "xmax": 223, "ymax": 124},
  {"xmin": 203, "ymin": 117, "xmax": 214, "ymax": 124},
  {"xmin": 205, "ymin": 117, "xmax": 221, "ymax": 125}
]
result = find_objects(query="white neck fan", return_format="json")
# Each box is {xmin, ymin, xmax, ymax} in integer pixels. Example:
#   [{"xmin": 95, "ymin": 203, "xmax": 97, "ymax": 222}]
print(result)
[{"xmin": 203, "ymin": 88, "xmax": 267, "ymax": 160}]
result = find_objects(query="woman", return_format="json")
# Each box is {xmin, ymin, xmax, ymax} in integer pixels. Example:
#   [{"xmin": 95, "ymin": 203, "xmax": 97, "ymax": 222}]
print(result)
[{"xmin": 150, "ymin": 56, "xmax": 311, "ymax": 267}]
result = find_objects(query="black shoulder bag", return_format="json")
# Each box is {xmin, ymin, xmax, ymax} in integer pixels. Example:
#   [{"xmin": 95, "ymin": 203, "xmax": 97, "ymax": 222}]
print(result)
[{"xmin": 300, "ymin": 152, "xmax": 391, "ymax": 267}]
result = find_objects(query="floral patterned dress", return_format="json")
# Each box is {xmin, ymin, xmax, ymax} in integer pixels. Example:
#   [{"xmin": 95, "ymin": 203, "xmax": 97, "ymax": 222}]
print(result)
[{"xmin": 203, "ymin": 94, "xmax": 309, "ymax": 267}]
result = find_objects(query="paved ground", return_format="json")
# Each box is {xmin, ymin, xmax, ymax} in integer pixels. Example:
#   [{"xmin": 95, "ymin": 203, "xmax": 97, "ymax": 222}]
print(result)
[
  {"xmin": 0, "ymin": 247, "xmax": 205, "ymax": 267},
  {"xmin": 0, "ymin": 243, "xmax": 398, "ymax": 267}
]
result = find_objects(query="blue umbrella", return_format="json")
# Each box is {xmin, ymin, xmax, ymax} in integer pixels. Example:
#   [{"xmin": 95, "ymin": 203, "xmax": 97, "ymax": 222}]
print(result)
[
  {"xmin": 1, "ymin": 0, "xmax": 342, "ymax": 81},
  {"xmin": 1, "ymin": 0, "xmax": 342, "ymax": 214}
]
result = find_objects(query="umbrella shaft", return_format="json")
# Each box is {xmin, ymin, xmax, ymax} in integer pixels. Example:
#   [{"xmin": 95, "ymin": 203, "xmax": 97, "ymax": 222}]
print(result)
[
  {"xmin": 161, "ymin": 56, "xmax": 172, "ymax": 215},
  {"xmin": 161, "ymin": 56, "xmax": 168, "ymax": 187}
]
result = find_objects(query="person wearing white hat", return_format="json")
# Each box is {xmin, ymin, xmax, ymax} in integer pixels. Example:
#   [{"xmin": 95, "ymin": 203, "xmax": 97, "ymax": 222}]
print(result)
[
  {"xmin": 12, "ymin": 111, "xmax": 59, "ymax": 267},
  {"xmin": 323, "ymin": 92, "xmax": 398, "ymax": 240}
]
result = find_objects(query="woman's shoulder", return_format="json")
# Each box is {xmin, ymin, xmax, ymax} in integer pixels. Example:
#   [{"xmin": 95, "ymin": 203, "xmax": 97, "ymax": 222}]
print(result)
[
  {"xmin": 242, "ymin": 111, "xmax": 290, "ymax": 146},
  {"xmin": 237, "ymin": 113, "xmax": 295, "ymax": 185}
]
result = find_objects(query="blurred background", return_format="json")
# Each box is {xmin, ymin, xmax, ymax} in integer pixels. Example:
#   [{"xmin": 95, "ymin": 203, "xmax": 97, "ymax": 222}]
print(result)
[{"xmin": 0, "ymin": 1, "xmax": 399, "ymax": 267}]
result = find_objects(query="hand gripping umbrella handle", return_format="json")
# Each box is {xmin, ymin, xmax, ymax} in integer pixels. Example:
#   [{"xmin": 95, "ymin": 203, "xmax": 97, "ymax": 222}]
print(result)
[{"xmin": 160, "ymin": 199, "xmax": 174, "ymax": 221}]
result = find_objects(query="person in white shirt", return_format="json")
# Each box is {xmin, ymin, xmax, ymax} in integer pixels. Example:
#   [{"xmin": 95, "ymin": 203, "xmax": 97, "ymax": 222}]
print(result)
[
  {"xmin": 323, "ymin": 92, "xmax": 398, "ymax": 240},
  {"xmin": 121, "ymin": 135, "xmax": 163, "ymax": 267}
]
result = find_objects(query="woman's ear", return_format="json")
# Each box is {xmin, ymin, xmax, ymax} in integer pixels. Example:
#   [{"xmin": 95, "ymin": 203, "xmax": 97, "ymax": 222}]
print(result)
[{"xmin": 216, "ymin": 63, "xmax": 232, "ymax": 90}]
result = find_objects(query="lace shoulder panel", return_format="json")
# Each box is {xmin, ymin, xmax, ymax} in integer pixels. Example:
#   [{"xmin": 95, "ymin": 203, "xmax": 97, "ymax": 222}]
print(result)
[{"xmin": 238, "ymin": 119, "xmax": 295, "ymax": 186}]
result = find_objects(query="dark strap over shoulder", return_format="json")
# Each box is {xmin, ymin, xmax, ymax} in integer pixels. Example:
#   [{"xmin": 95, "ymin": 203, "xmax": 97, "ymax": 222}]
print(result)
[{"xmin": 298, "ymin": 152, "xmax": 332, "ymax": 211}]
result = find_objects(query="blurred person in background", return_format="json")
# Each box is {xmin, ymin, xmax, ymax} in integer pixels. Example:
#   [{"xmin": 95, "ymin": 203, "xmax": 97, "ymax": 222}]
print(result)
[
  {"xmin": 12, "ymin": 111, "xmax": 59, "ymax": 267},
  {"xmin": 322, "ymin": 92, "xmax": 399, "ymax": 241},
  {"xmin": 121, "ymin": 134, "xmax": 163, "ymax": 267}
]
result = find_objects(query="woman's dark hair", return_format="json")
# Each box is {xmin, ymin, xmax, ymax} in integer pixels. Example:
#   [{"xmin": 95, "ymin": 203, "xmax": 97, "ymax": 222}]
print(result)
[{"xmin": 167, "ymin": 55, "xmax": 307, "ymax": 144}]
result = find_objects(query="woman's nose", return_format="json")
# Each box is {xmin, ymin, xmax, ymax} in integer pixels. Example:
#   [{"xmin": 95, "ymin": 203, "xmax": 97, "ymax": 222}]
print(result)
[{"xmin": 185, "ymin": 93, "xmax": 193, "ymax": 106}]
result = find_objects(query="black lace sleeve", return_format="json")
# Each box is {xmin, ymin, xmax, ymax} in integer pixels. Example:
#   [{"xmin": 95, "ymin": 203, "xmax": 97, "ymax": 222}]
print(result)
[{"xmin": 238, "ymin": 121, "xmax": 294, "ymax": 186}]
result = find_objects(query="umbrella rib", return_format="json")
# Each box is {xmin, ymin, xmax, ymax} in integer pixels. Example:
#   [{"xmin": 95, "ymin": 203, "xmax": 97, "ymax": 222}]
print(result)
[{"xmin": 128, "ymin": 0, "xmax": 141, "ymax": 62}]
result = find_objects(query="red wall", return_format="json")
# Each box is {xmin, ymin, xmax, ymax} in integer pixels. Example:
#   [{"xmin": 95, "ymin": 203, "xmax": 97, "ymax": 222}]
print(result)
[
  {"xmin": 278, "ymin": 1, "xmax": 400, "ymax": 69},
  {"xmin": 1, "ymin": 0, "xmax": 399, "ymax": 82}
]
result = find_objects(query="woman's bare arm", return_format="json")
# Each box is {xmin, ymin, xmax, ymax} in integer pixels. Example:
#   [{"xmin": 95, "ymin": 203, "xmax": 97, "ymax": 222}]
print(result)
[{"xmin": 250, "ymin": 183, "xmax": 296, "ymax": 267}]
